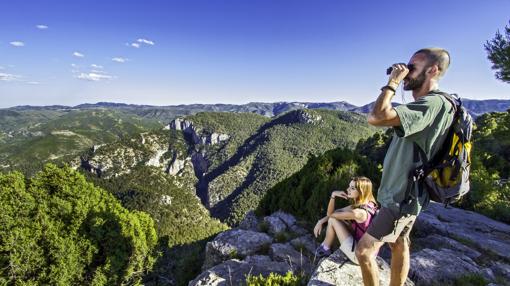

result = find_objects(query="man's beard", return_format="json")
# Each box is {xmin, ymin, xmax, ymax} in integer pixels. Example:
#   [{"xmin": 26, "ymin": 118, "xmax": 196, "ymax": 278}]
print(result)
[{"xmin": 403, "ymin": 69, "xmax": 427, "ymax": 91}]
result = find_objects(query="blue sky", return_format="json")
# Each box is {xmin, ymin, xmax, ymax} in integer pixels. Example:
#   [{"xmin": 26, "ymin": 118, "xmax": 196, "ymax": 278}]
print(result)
[{"xmin": 0, "ymin": 0, "xmax": 509, "ymax": 108}]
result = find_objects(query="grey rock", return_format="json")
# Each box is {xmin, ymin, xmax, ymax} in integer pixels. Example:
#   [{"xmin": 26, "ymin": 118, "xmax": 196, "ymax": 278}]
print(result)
[
  {"xmin": 272, "ymin": 211, "xmax": 297, "ymax": 227},
  {"xmin": 290, "ymin": 224, "xmax": 309, "ymax": 236},
  {"xmin": 308, "ymin": 250, "xmax": 414, "ymax": 286},
  {"xmin": 202, "ymin": 229, "xmax": 272, "ymax": 270},
  {"xmin": 239, "ymin": 211, "xmax": 259, "ymax": 232},
  {"xmin": 244, "ymin": 255, "xmax": 272, "ymax": 264},
  {"xmin": 491, "ymin": 262, "xmax": 510, "ymax": 281},
  {"xmin": 410, "ymin": 248, "xmax": 482, "ymax": 285},
  {"xmin": 270, "ymin": 243, "xmax": 312, "ymax": 274},
  {"xmin": 189, "ymin": 258, "xmax": 290, "ymax": 286},
  {"xmin": 264, "ymin": 216, "xmax": 287, "ymax": 235},
  {"xmin": 414, "ymin": 234, "xmax": 482, "ymax": 260},
  {"xmin": 415, "ymin": 203, "xmax": 510, "ymax": 261},
  {"xmin": 290, "ymin": 235, "xmax": 319, "ymax": 256}
]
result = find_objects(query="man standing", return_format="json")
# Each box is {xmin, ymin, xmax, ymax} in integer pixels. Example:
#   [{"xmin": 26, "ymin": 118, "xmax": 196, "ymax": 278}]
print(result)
[{"xmin": 355, "ymin": 48, "xmax": 454, "ymax": 286}]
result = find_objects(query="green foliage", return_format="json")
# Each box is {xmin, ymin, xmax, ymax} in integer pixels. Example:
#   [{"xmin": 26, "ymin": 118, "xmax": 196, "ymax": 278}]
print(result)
[
  {"xmin": 0, "ymin": 109, "xmax": 162, "ymax": 175},
  {"xmin": 210, "ymin": 109, "xmax": 378, "ymax": 224},
  {"xmin": 485, "ymin": 20, "xmax": 510, "ymax": 83},
  {"xmin": 453, "ymin": 273, "xmax": 488, "ymax": 286},
  {"xmin": 0, "ymin": 164, "xmax": 158, "ymax": 285},
  {"xmin": 458, "ymin": 111, "xmax": 510, "ymax": 223},
  {"xmin": 83, "ymin": 166, "xmax": 228, "ymax": 285},
  {"xmin": 246, "ymin": 271, "xmax": 306, "ymax": 286},
  {"xmin": 472, "ymin": 111, "xmax": 510, "ymax": 177},
  {"xmin": 86, "ymin": 166, "xmax": 228, "ymax": 247},
  {"xmin": 257, "ymin": 147, "xmax": 379, "ymax": 223}
]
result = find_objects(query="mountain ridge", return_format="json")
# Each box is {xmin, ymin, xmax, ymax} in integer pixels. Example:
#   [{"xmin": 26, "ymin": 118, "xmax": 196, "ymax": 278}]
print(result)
[{"xmin": 6, "ymin": 98, "xmax": 509, "ymax": 119}]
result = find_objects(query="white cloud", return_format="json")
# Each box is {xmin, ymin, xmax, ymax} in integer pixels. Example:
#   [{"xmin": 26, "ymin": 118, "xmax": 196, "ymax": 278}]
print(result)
[
  {"xmin": 71, "ymin": 63, "xmax": 77, "ymax": 67},
  {"xmin": 73, "ymin": 52, "xmax": 84, "ymax": 58},
  {"xmin": 112, "ymin": 57, "xmax": 128, "ymax": 63},
  {"xmin": 36, "ymin": 25, "xmax": 48, "ymax": 30},
  {"xmin": 131, "ymin": 42, "xmax": 141, "ymax": 48},
  {"xmin": 27, "ymin": 81, "xmax": 41, "ymax": 85},
  {"xmin": 0, "ymin": 72, "xmax": 20, "ymax": 81},
  {"xmin": 137, "ymin": 38, "xmax": 155, "ymax": 45},
  {"xmin": 10, "ymin": 41, "xmax": 25, "ymax": 47},
  {"xmin": 76, "ymin": 72, "xmax": 113, "ymax": 81},
  {"xmin": 91, "ymin": 64, "xmax": 103, "ymax": 69}
]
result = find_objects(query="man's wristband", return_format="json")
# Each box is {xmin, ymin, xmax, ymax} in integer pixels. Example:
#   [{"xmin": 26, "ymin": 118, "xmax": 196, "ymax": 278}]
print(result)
[
  {"xmin": 381, "ymin": 85, "xmax": 397, "ymax": 93},
  {"xmin": 330, "ymin": 196, "xmax": 335, "ymax": 199}
]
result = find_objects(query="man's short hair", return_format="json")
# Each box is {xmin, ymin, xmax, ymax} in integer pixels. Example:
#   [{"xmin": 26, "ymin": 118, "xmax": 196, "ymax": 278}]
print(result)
[{"xmin": 414, "ymin": 48, "xmax": 450, "ymax": 78}]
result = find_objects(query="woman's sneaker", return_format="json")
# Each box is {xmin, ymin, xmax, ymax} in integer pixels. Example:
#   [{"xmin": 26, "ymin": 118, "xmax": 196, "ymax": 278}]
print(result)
[{"xmin": 314, "ymin": 245, "xmax": 331, "ymax": 259}]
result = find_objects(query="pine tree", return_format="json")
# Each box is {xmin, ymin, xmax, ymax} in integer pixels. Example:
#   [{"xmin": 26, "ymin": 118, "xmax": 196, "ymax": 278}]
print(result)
[{"xmin": 485, "ymin": 20, "xmax": 510, "ymax": 83}]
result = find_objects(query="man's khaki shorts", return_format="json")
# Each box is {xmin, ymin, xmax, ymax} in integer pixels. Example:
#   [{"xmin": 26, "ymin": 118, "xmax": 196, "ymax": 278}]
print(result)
[{"xmin": 366, "ymin": 207, "xmax": 416, "ymax": 243}]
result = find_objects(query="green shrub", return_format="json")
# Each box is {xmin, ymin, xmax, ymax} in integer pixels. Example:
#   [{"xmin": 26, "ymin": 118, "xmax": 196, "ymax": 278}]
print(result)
[
  {"xmin": 0, "ymin": 164, "xmax": 158, "ymax": 285},
  {"xmin": 246, "ymin": 271, "xmax": 306, "ymax": 286},
  {"xmin": 453, "ymin": 273, "xmax": 487, "ymax": 286},
  {"xmin": 257, "ymin": 147, "xmax": 380, "ymax": 223}
]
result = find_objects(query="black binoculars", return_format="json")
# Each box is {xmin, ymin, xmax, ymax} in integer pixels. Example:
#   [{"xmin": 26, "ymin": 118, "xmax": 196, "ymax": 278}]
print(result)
[{"xmin": 386, "ymin": 63, "xmax": 415, "ymax": 75}]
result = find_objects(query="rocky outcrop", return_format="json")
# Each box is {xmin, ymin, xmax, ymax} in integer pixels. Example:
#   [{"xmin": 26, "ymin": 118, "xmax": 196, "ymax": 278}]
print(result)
[
  {"xmin": 408, "ymin": 202, "xmax": 510, "ymax": 285},
  {"xmin": 202, "ymin": 229, "xmax": 273, "ymax": 270},
  {"xmin": 169, "ymin": 118, "xmax": 230, "ymax": 146},
  {"xmin": 309, "ymin": 250, "xmax": 414, "ymax": 286},
  {"xmin": 191, "ymin": 211, "xmax": 317, "ymax": 286},
  {"xmin": 194, "ymin": 204, "xmax": 510, "ymax": 286}
]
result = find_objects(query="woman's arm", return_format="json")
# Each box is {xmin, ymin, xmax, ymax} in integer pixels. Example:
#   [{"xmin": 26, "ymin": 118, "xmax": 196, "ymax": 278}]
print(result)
[
  {"xmin": 329, "ymin": 208, "xmax": 367, "ymax": 223},
  {"xmin": 326, "ymin": 196, "xmax": 336, "ymax": 216},
  {"xmin": 327, "ymin": 190, "xmax": 349, "ymax": 215}
]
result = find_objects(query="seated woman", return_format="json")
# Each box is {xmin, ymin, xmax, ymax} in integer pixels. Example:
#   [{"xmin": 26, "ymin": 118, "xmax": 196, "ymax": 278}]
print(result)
[{"xmin": 313, "ymin": 176, "xmax": 378, "ymax": 264}]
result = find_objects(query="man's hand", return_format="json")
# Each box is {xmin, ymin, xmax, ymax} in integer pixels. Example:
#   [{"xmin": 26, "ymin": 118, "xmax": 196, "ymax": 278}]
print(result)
[{"xmin": 388, "ymin": 63, "xmax": 410, "ymax": 89}]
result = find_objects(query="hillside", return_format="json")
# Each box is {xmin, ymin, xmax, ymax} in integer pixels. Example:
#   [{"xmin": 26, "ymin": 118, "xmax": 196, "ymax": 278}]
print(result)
[
  {"xmin": 0, "ymin": 109, "xmax": 161, "ymax": 174},
  {"xmin": 78, "ymin": 109, "xmax": 378, "ymax": 225}
]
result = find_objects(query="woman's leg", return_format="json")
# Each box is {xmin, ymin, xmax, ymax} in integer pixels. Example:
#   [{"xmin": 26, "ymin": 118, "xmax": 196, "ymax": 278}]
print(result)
[{"xmin": 322, "ymin": 217, "xmax": 350, "ymax": 247}]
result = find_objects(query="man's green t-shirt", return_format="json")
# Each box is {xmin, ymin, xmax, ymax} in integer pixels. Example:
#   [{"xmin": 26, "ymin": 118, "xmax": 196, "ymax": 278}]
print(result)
[{"xmin": 377, "ymin": 90, "xmax": 455, "ymax": 215}]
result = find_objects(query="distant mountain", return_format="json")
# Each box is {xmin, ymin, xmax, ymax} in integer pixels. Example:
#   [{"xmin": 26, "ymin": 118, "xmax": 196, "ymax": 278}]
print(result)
[
  {"xmin": 6, "ymin": 98, "xmax": 508, "ymax": 122},
  {"xmin": 0, "ymin": 109, "xmax": 161, "ymax": 173},
  {"xmin": 352, "ymin": 98, "xmax": 510, "ymax": 118},
  {"xmin": 461, "ymin": 99, "xmax": 510, "ymax": 118}
]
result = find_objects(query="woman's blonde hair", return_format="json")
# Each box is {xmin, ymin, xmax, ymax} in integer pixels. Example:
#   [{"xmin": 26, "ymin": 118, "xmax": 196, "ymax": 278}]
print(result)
[{"xmin": 351, "ymin": 176, "xmax": 377, "ymax": 207}]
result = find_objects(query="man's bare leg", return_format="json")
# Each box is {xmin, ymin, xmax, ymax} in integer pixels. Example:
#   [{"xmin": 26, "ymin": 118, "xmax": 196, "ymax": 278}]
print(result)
[
  {"xmin": 355, "ymin": 233, "xmax": 384, "ymax": 286},
  {"xmin": 388, "ymin": 236, "xmax": 410, "ymax": 286}
]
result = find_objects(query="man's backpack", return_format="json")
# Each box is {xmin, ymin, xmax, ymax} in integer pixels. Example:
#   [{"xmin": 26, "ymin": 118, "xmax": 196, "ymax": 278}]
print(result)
[{"xmin": 411, "ymin": 92, "xmax": 474, "ymax": 206}]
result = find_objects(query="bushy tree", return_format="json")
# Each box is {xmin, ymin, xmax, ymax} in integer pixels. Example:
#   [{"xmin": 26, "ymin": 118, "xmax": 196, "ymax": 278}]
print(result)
[
  {"xmin": 0, "ymin": 164, "xmax": 158, "ymax": 285},
  {"xmin": 257, "ymin": 148, "xmax": 380, "ymax": 223},
  {"xmin": 485, "ymin": 20, "xmax": 510, "ymax": 83}
]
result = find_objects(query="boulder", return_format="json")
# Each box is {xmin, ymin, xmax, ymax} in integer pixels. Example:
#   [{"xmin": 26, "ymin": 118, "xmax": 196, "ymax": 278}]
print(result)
[
  {"xmin": 272, "ymin": 211, "xmax": 297, "ymax": 227},
  {"xmin": 410, "ymin": 248, "xmax": 484, "ymax": 285},
  {"xmin": 415, "ymin": 203, "xmax": 510, "ymax": 261},
  {"xmin": 202, "ymin": 229, "xmax": 272, "ymax": 270},
  {"xmin": 238, "ymin": 211, "xmax": 259, "ymax": 232},
  {"xmin": 308, "ymin": 250, "xmax": 414, "ymax": 286},
  {"xmin": 264, "ymin": 216, "xmax": 287, "ymax": 235},
  {"xmin": 189, "ymin": 258, "xmax": 290, "ymax": 286},
  {"xmin": 490, "ymin": 262, "xmax": 510, "ymax": 281},
  {"xmin": 290, "ymin": 234, "xmax": 318, "ymax": 256},
  {"xmin": 413, "ymin": 234, "xmax": 482, "ymax": 260},
  {"xmin": 270, "ymin": 243, "xmax": 313, "ymax": 274}
]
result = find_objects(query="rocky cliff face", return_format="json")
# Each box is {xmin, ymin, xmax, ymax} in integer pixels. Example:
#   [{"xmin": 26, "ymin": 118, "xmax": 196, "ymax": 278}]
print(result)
[
  {"xmin": 168, "ymin": 118, "xmax": 230, "ymax": 146},
  {"xmin": 191, "ymin": 203, "xmax": 510, "ymax": 286}
]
